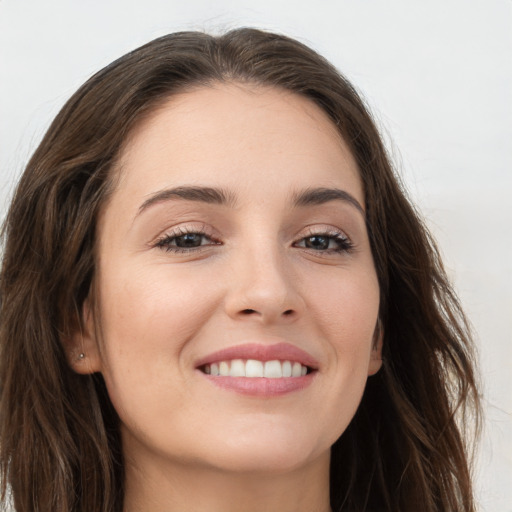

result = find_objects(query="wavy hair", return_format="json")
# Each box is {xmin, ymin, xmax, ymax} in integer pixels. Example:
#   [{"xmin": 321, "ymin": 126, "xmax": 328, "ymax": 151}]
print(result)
[{"xmin": 0, "ymin": 28, "xmax": 480, "ymax": 511}]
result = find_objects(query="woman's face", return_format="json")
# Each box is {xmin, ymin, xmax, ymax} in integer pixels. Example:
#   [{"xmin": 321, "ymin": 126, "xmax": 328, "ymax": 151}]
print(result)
[{"xmin": 78, "ymin": 83, "xmax": 382, "ymax": 475}]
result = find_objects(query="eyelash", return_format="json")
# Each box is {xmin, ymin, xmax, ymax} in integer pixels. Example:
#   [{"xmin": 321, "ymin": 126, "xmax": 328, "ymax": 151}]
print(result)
[
  {"xmin": 295, "ymin": 228, "xmax": 354, "ymax": 254},
  {"xmin": 154, "ymin": 225, "xmax": 220, "ymax": 254},
  {"xmin": 153, "ymin": 227, "xmax": 354, "ymax": 255}
]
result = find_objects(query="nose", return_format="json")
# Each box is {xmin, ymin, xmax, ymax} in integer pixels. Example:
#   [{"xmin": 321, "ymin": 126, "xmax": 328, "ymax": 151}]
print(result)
[{"xmin": 223, "ymin": 243, "xmax": 303, "ymax": 325}]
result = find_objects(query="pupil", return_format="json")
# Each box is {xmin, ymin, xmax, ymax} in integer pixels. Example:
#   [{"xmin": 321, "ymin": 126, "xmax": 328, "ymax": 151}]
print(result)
[
  {"xmin": 176, "ymin": 233, "xmax": 202, "ymax": 247},
  {"xmin": 306, "ymin": 236, "xmax": 329, "ymax": 250}
]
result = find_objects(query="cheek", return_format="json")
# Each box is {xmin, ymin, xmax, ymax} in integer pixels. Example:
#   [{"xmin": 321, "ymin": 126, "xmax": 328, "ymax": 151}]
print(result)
[
  {"xmin": 95, "ymin": 264, "xmax": 220, "ymax": 405},
  {"xmin": 306, "ymin": 267, "xmax": 379, "ymax": 348},
  {"xmin": 100, "ymin": 264, "xmax": 216, "ymax": 348},
  {"xmin": 304, "ymin": 267, "xmax": 379, "ymax": 395}
]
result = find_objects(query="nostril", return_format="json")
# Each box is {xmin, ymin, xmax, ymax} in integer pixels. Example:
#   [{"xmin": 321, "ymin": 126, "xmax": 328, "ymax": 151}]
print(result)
[{"xmin": 240, "ymin": 309, "xmax": 294, "ymax": 316}]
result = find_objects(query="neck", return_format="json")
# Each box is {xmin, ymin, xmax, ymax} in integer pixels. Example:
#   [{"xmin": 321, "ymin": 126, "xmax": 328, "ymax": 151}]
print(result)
[{"xmin": 123, "ymin": 451, "xmax": 332, "ymax": 512}]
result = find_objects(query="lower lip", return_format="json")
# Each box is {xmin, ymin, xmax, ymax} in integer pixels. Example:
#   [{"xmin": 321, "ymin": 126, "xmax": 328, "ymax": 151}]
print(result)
[{"xmin": 198, "ymin": 371, "xmax": 316, "ymax": 396}]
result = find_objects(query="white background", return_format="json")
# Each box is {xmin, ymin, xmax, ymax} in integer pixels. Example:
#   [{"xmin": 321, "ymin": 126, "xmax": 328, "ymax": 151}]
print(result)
[{"xmin": 0, "ymin": 1, "xmax": 511, "ymax": 510}]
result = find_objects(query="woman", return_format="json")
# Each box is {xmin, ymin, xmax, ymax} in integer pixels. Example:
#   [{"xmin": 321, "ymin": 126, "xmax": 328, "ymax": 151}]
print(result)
[{"xmin": 0, "ymin": 28, "xmax": 480, "ymax": 512}]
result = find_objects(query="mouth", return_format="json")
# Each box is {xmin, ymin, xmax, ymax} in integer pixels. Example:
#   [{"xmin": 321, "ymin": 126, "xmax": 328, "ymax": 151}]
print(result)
[
  {"xmin": 195, "ymin": 342, "xmax": 318, "ymax": 396},
  {"xmin": 199, "ymin": 359, "xmax": 314, "ymax": 378}
]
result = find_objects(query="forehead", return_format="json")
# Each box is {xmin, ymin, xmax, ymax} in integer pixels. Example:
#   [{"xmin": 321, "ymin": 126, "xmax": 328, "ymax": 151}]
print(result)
[{"xmin": 112, "ymin": 83, "xmax": 363, "ymax": 208}]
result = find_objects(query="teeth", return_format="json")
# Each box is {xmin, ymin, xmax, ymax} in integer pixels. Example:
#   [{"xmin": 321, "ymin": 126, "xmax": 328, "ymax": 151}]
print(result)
[
  {"xmin": 203, "ymin": 359, "xmax": 310, "ymax": 378},
  {"xmin": 292, "ymin": 362, "xmax": 302, "ymax": 377},
  {"xmin": 246, "ymin": 359, "xmax": 264, "ymax": 377},
  {"xmin": 219, "ymin": 361, "xmax": 229, "ymax": 376},
  {"xmin": 282, "ymin": 360, "xmax": 292, "ymax": 377},
  {"xmin": 264, "ymin": 360, "xmax": 282, "ymax": 378},
  {"xmin": 229, "ymin": 359, "xmax": 245, "ymax": 377}
]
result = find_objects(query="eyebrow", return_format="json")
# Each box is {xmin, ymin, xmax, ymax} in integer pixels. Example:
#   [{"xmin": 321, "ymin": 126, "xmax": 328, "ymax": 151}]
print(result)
[
  {"xmin": 136, "ymin": 185, "xmax": 364, "ymax": 218},
  {"xmin": 137, "ymin": 186, "xmax": 237, "ymax": 216},
  {"xmin": 292, "ymin": 187, "xmax": 365, "ymax": 216}
]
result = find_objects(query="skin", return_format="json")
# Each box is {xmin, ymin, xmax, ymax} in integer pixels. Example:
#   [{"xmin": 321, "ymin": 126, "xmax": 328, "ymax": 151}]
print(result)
[{"xmin": 72, "ymin": 83, "xmax": 382, "ymax": 512}]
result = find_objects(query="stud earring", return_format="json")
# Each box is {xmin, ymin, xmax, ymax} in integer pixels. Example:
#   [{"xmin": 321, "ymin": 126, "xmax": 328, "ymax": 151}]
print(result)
[{"xmin": 77, "ymin": 353, "xmax": 85, "ymax": 360}]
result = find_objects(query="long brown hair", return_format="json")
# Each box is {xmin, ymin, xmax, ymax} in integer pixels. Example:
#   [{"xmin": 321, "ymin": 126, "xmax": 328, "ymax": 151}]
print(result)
[{"xmin": 0, "ymin": 28, "xmax": 481, "ymax": 511}]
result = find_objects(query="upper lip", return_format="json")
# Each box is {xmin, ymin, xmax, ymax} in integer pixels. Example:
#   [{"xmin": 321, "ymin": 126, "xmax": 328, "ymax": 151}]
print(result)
[{"xmin": 195, "ymin": 342, "xmax": 320, "ymax": 370}]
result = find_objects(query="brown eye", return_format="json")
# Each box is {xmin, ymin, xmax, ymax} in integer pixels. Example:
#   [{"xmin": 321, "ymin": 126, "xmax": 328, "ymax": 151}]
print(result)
[
  {"xmin": 174, "ymin": 233, "xmax": 204, "ymax": 248},
  {"xmin": 294, "ymin": 232, "xmax": 353, "ymax": 254},
  {"xmin": 155, "ymin": 230, "xmax": 218, "ymax": 253},
  {"xmin": 304, "ymin": 235, "xmax": 330, "ymax": 250}
]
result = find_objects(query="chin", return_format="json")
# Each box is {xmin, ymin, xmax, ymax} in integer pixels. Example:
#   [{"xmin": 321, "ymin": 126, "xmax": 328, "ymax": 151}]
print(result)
[
  {"xmin": 210, "ymin": 450, "xmax": 320, "ymax": 475},
  {"xmin": 201, "ymin": 428, "xmax": 328, "ymax": 475}
]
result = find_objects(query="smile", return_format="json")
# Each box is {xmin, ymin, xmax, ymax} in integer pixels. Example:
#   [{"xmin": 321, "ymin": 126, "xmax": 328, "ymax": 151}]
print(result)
[
  {"xmin": 195, "ymin": 342, "xmax": 319, "ymax": 396},
  {"xmin": 201, "ymin": 359, "xmax": 310, "ymax": 378}
]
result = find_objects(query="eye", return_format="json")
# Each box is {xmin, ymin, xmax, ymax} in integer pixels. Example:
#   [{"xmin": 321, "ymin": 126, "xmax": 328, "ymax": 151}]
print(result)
[
  {"xmin": 294, "ymin": 231, "xmax": 353, "ymax": 253},
  {"xmin": 154, "ymin": 227, "xmax": 219, "ymax": 253},
  {"xmin": 172, "ymin": 233, "xmax": 206, "ymax": 248}
]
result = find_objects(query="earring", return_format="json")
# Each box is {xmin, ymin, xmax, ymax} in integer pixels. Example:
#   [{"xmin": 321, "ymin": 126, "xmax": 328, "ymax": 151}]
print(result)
[{"xmin": 77, "ymin": 353, "xmax": 85, "ymax": 360}]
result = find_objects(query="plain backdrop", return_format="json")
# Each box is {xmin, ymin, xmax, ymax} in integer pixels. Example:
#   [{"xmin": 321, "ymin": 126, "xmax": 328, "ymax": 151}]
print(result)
[{"xmin": 1, "ymin": 0, "xmax": 511, "ymax": 510}]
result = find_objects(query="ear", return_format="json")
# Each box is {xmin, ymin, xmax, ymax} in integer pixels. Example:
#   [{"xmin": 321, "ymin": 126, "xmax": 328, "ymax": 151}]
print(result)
[
  {"xmin": 65, "ymin": 298, "xmax": 103, "ymax": 375},
  {"xmin": 367, "ymin": 321, "xmax": 383, "ymax": 376}
]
